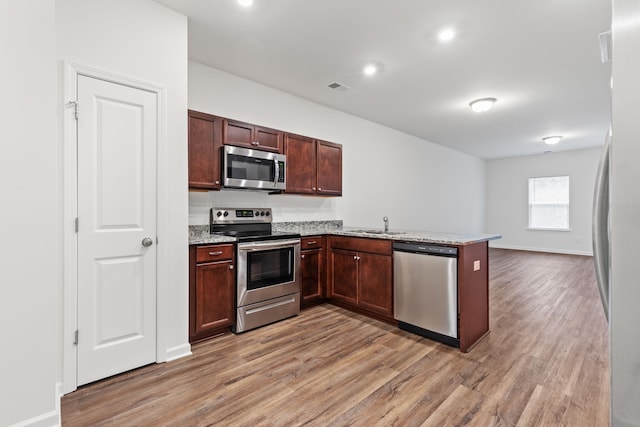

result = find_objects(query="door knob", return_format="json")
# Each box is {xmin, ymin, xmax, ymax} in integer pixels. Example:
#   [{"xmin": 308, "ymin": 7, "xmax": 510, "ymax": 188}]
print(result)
[{"xmin": 141, "ymin": 237, "xmax": 153, "ymax": 247}]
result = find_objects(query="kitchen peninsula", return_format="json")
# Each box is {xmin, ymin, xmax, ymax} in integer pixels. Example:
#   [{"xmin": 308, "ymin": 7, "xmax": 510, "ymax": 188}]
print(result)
[{"xmin": 189, "ymin": 220, "xmax": 500, "ymax": 352}]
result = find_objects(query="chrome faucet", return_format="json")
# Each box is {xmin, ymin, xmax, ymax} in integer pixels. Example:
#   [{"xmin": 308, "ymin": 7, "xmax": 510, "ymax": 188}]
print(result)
[{"xmin": 383, "ymin": 216, "xmax": 389, "ymax": 232}]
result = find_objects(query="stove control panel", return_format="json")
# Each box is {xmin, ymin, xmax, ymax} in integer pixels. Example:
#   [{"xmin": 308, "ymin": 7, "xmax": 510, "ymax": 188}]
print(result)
[{"xmin": 211, "ymin": 207, "xmax": 272, "ymax": 224}]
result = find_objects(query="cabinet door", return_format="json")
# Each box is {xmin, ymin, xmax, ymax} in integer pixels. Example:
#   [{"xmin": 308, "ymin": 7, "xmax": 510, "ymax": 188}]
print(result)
[
  {"xmin": 316, "ymin": 140, "xmax": 342, "ymax": 196},
  {"xmin": 358, "ymin": 253, "xmax": 393, "ymax": 316},
  {"xmin": 301, "ymin": 248, "xmax": 324, "ymax": 306},
  {"xmin": 194, "ymin": 260, "xmax": 235, "ymax": 335},
  {"xmin": 224, "ymin": 119, "xmax": 283, "ymax": 153},
  {"xmin": 254, "ymin": 125, "xmax": 283, "ymax": 152},
  {"xmin": 223, "ymin": 119, "xmax": 255, "ymax": 149},
  {"xmin": 285, "ymin": 134, "xmax": 316, "ymax": 194},
  {"xmin": 329, "ymin": 249, "xmax": 358, "ymax": 306},
  {"xmin": 188, "ymin": 110, "xmax": 222, "ymax": 189}
]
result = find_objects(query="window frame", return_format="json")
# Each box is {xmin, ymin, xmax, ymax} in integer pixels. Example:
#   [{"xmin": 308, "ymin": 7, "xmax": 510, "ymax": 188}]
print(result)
[{"xmin": 527, "ymin": 175, "xmax": 571, "ymax": 232}]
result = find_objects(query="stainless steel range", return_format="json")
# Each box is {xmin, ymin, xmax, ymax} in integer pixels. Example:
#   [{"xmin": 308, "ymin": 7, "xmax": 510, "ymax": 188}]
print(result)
[{"xmin": 210, "ymin": 207, "xmax": 301, "ymax": 333}]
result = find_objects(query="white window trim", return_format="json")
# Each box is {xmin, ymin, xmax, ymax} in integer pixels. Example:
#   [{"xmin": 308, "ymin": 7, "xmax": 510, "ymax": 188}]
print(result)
[
  {"xmin": 527, "ymin": 175, "xmax": 570, "ymax": 231},
  {"xmin": 527, "ymin": 227, "xmax": 572, "ymax": 232}
]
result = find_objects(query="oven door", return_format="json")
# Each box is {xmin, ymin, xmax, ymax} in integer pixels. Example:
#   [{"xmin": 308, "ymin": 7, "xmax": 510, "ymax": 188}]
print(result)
[
  {"xmin": 237, "ymin": 238, "xmax": 300, "ymax": 307},
  {"xmin": 223, "ymin": 145, "xmax": 286, "ymax": 191}
]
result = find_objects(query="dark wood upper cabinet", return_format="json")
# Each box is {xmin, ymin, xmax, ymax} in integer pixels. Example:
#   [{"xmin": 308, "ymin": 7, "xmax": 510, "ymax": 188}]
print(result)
[
  {"xmin": 188, "ymin": 110, "xmax": 223, "ymax": 190},
  {"xmin": 316, "ymin": 140, "xmax": 342, "ymax": 196},
  {"xmin": 187, "ymin": 111, "xmax": 340, "ymax": 196},
  {"xmin": 223, "ymin": 119, "xmax": 283, "ymax": 153},
  {"xmin": 285, "ymin": 134, "xmax": 342, "ymax": 196},
  {"xmin": 284, "ymin": 134, "xmax": 316, "ymax": 194}
]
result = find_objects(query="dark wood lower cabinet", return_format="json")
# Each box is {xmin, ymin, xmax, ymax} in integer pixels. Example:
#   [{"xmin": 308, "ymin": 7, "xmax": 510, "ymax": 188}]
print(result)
[
  {"xmin": 357, "ymin": 252, "xmax": 393, "ymax": 316},
  {"xmin": 187, "ymin": 235, "xmax": 490, "ymax": 352},
  {"xmin": 300, "ymin": 236, "xmax": 325, "ymax": 308},
  {"xmin": 328, "ymin": 249, "xmax": 358, "ymax": 306},
  {"xmin": 300, "ymin": 249, "xmax": 323, "ymax": 305},
  {"xmin": 327, "ymin": 236, "xmax": 394, "ymax": 322},
  {"xmin": 189, "ymin": 244, "xmax": 235, "ymax": 343}
]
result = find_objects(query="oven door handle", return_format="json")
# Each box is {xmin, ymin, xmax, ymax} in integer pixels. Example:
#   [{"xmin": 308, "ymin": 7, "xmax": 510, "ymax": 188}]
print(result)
[{"xmin": 238, "ymin": 239, "xmax": 301, "ymax": 251}]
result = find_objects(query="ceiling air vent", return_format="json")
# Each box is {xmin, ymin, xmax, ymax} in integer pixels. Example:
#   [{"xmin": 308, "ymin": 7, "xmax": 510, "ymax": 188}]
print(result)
[{"xmin": 327, "ymin": 82, "xmax": 352, "ymax": 93}]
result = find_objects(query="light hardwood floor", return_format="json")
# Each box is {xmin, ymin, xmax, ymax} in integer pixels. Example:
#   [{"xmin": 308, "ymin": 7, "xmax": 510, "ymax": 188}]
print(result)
[{"xmin": 62, "ymin": 248, "xmax": 610, "ymax": 426}]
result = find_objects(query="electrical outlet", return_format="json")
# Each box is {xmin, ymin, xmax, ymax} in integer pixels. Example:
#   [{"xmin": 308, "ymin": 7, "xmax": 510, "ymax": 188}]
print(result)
[{"xmin": 473, "ymin": 260, "xmax": 481, "ymax": 271}]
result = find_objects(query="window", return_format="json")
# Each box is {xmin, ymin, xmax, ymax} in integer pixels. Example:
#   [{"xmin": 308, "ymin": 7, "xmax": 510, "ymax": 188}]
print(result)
[{"xmin": 528, "ymin": 176, "xmax": 570, "ymax": 230}]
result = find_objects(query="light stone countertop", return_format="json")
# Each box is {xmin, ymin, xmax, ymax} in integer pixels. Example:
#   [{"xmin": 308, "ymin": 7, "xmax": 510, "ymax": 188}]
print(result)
[
  {"xmin": 188, "ymin": 225, "xmax": 236, "ymax": 245},
  {"xmin": 189, "ymin": 221, "xmax": 501, "ymax": 246},
  {"xmin": 331, "ymin": 227, "xmax": 501, "ymax": 246}
]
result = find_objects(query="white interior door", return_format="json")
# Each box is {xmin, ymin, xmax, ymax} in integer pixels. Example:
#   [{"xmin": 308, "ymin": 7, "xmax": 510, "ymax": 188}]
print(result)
[{"xmin": 76, "ymin": 75, "xmax": 157, "ymax": 386}]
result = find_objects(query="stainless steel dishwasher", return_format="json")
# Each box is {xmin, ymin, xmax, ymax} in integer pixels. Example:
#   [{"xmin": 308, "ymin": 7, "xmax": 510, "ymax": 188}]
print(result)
[{"xmin": 393, "ymin": 242, "xmax": 459, "ymax": 347}]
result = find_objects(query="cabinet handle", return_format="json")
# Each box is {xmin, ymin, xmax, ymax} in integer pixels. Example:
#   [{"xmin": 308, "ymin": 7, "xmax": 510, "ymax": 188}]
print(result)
[
  {"xmin": 229, "ymin": 265, "xmax": 234, "ymax": 270},
  {"xmin": 301, "ymin": 254, "xmax": 305, "ymax": 259},
  {"xmin": 318, "ymin": 188, "xmax": 322, "ymax": 191},
  {"xmin": 306, "ymin": 241, "xmax": 317, "ymax": 245},
  {"xmin": 215, "ymin": 180, "xmax": 220, "ymax": 185},
  {"xmin": 312, "ymin": 187, "xmax": 316, "ymax": 191},
  {"xmin": 353, "ymin": 255, "xmax": 357, "ymax": 260},
  {"xmin": 209, "ymin": 251, "xmax": 223, "ymax": 256}
]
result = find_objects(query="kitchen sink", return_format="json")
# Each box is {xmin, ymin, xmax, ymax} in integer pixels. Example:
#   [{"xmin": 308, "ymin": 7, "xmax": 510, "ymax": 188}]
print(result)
[{"xmin": 358, "ymin": 229, "xmax": 406, "ymax": 235}]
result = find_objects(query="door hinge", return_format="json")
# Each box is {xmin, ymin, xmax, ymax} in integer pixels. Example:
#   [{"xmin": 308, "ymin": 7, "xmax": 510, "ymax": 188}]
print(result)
[
  {"xmin": 73, "ymin": 330, "xmax": 78, "ymax": 345},
  {"xmin": 66, "ymin": 101, "xmax": 78, "ymax": 120},
  {"xmin": 74, "ymin": 217, "xmax": 79, "ymax": 233}
]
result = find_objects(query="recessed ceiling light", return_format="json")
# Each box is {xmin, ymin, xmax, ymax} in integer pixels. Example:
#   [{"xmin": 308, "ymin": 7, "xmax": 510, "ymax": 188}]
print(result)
[
  {"xmin": 469, "ymin": 97, "xmax": 497, "ymax": 113},
  {"xmin": 363, "ymin": 64, "xmax": 378, "ymax": 76},
  {"xmin": 237, "ymin": 0, "xmax": 253, "ymax": 7},
  {"xmin": 542, "ymin": 136, "xmax": 563, "ymax": 145},
  {"xmin": 438, "ymin": 28, "xmax": 456, "ymax": 42}
]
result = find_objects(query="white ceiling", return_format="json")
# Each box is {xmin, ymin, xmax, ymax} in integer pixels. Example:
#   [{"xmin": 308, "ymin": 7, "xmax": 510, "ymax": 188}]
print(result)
[{"xmin": 156, "ymin": 0, "xmax": 612, "ymax": 160}]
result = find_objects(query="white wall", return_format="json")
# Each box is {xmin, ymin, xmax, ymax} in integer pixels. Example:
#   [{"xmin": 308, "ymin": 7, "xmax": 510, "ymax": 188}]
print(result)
[
  {"xmin": 189, "ymin": 62, "xmax": 486, "ymax": 234},
  {"xmin": 0, "ymin": 1, "xmax": 59, "ymax": 426},
  {"xmin": 0, "ymin": 1, "xmax": 188, "ymax": 425},
  {"xmin": 486, "ymin": 147, "xmax": 602, "ymax": 255}
]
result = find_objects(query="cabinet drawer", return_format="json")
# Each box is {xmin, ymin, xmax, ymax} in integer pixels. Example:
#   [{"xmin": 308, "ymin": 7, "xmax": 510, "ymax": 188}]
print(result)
[
  {"xmin": 329, "ymin": 236, "xmax": 392, "ymax": 255},
  {"xmin": 301, "ymin": 236, "xmax": 324, "ymax": 250},
  {"xmin": 196, "ymin": 244, "xmax": 234, "ymax": 263}
]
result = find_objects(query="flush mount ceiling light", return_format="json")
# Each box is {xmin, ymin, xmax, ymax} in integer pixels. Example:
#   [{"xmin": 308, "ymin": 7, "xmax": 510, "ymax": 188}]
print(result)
[
  {"xmin": 363, "ymin": 63, "xmax": 379, "ymax": 76},
  {"xmin": 438, "ymin": 28, "xmax": 456, "ymax": 42},
  {"xmin": 469, "ymin": 97, "xmax": 497, "ymax": 113},
  {"xmin": 237, "ymin": 0, "xmax": 253, "ymax": 7},
  {"xmin": 542, "ymin": 135, "xmax": 563, "ymax": 145}
]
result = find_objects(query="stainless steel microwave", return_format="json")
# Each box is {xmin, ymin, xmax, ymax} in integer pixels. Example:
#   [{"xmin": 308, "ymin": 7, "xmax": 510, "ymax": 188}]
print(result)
[{"xmin": 223, "ymin": 145, "xmax": 286, "ymax": 191}]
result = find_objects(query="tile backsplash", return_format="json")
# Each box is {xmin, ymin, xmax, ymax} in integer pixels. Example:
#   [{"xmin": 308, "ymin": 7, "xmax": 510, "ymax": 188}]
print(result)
[{"xmin": 189, "ymin": 189, "xmax": 340, "ymax": 225}]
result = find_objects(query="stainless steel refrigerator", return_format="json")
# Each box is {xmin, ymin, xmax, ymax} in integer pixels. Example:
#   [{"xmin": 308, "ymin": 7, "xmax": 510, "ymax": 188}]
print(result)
[{"xmin": 593, "ymin": 1, "xmax": 640, "ymax": 424}]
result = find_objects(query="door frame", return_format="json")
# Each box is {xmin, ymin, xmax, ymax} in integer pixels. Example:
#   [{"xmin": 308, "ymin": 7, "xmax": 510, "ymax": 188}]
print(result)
[{"xmin": 62, "ymin": 61, "xmax": 169, "ymax": 394}]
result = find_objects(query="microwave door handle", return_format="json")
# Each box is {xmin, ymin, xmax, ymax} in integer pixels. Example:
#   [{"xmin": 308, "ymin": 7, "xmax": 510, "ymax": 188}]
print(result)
[{"xmin": 273, "ymin": 158, "xmax": 279, "ymax": 187}]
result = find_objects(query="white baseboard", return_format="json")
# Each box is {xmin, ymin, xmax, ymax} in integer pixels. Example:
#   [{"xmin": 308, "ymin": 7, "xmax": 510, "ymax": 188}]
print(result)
[
  {"xmin": 489, "ymin": 242, "xmax": 593, "ymax": 256},
  {"xmin": 9, "ymin": 383, "xmax": 62, "ymax": 427},
  {"xmin": 162, "ymin": 343, "xmax": 192, "ymax": 362}
]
